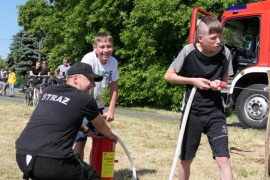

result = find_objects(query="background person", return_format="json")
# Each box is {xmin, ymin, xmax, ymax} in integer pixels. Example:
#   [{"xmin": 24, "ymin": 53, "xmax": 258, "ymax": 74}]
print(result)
[
  {"xmin": 29, "ymin": 61, "xmax": 41, "ymax": 76},
  {"xmin": 27, "ymin": 61, "xmax": 41, "ymax": 89},
  {"xmin": 7, "ymin": 68, "xmax": 16, "ymax": 97},
  {"xmin": 164, "ymin": 16, "xmax": 233, "ymax": 180},
  {"xmin": 74, "ymin": 33, "xmax": 119, "ymax": 162},
  {"xmin": 39, "ymin": 60, "xmax": 51, "ymax": 94},
  {"xmin": 0, "ymin": 67, "xmax": 8, "ymax": 96},
  {"xmin": 15, "ymin": 62, "xmax": 118, "ymax": 180},
  {"xmin": 54, "ymin": 58, "xmax": 70, "ymax": 83}
]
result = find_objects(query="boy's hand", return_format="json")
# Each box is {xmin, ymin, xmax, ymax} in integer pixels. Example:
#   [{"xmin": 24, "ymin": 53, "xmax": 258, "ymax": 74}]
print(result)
[
  {"xmin": 193, "ymin": 78, "xmax": 210, "ymax": 90},
  {"xmin": 210, "ymin": 80, "xmax": 222, "ymax": 91},
  {"xmin": 103, "ymin": 112, "xmax": 114, "ymax": 122}
]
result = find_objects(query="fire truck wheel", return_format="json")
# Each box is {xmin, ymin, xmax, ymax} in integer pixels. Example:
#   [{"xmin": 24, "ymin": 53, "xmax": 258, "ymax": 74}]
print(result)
[{"xmin": 236, "ymin": 84, "xmax": 268, "ymax": 129}]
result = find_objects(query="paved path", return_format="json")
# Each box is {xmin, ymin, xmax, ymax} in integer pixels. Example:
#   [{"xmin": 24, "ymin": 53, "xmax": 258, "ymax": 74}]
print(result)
[
  {"xmin": 0, "ymin": 95, "xmax": 24, "ymax": 103},
  {"xmin": 0, "ymin": 95, "xmax": 180, "ymax": 121}
]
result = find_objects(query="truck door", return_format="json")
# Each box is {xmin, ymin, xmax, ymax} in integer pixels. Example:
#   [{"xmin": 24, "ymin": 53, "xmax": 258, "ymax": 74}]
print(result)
[
  {"xmin": 189, "ymin": 6, "xmax": 215, "ymax": 44},
  {"xmin": 222, "ymin": 17, "xmax": 260, "ymax": 76}
]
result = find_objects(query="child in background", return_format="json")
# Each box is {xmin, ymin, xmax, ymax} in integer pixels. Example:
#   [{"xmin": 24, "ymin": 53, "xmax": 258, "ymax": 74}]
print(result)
[{"xmin": 8, "ymin": 69, "xmax": 16, "ymax": 97}]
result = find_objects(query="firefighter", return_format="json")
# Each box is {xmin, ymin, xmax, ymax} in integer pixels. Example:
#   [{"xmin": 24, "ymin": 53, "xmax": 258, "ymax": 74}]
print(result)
[{"xmin": 15, "ymin": 62, "xmax": 118, "ymax": 180}]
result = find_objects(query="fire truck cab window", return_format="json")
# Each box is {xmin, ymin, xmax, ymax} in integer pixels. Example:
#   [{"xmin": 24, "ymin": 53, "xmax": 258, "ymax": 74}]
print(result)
[{"xmin": 222, "ymin": 17, "xmax": 260, "ymax": 75}]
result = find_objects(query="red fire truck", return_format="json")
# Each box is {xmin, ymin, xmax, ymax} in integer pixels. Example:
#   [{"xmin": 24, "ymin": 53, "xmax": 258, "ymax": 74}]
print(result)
[{"xmin": 189, "ymin": 1, "xmax": 270, "ymax": 129}]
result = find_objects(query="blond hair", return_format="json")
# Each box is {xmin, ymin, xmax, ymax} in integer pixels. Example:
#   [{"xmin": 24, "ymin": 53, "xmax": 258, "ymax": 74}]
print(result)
[{"xmin": 94, "ymin": 33, "xmax": 114, "ymax": 45}]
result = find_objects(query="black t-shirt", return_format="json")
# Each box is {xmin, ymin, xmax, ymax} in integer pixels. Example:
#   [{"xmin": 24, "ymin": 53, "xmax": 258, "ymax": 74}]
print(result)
[
  {"xmin": 40, "ymin": 67, "xmax": 50, "ymax": 76},
  {"xmin": 171, "ymin": 44, "xmax": 233, "ymax": 114},
  {"xmin": 16, "ymin": 84, "xmax": 99, "ymax": 158},
  {"xmin": 31, "ymin": 66, "xmax": 41, "ymax": 75}
]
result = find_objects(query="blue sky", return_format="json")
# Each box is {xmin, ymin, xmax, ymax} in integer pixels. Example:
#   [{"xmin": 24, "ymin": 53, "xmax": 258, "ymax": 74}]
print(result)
[{"xmin": 0, "ymin": 0, "xmax": 28, "ymax": 59}]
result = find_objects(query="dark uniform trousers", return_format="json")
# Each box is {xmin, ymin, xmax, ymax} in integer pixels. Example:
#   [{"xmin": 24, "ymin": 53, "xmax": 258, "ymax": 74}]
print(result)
[{"xmin": 16, "ymin": 154, "xmax": 101, "ymax": 180}]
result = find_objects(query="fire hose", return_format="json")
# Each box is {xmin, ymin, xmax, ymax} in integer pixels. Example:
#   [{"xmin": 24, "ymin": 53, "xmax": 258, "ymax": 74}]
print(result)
[
  {"xmin": 169, "ymin": 86, "xmax": 197, "ymax": 180},
  {"xmin": 117, "ymin": 137, "xmax": 137, "ymax": 180}
]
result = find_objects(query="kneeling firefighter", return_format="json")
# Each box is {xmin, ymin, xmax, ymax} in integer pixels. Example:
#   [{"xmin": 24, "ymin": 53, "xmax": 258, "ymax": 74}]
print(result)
[{"xmin": 15, "ymin": 62, "xmax": 118, "ymax": 180}]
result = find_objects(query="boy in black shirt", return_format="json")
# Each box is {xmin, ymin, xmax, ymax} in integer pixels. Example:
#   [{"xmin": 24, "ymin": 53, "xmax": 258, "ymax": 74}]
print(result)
[
  {"xmin": 39, "ymin": 60, "xmax": 51, "ymax": 94},
  {"xmin": 164, "ymin": 16, "xmax": 233, "ymax": 180},
  {"xmin": 29, "ymin": 61, "xmax": 41, "ymax": 76},
  {"xmin": 28, "ymin": 61, "xmax": 42, "ymax": 89},
  {"xmin": 16, "ymin": 62, "xmax": 118, "ymax": 180}
]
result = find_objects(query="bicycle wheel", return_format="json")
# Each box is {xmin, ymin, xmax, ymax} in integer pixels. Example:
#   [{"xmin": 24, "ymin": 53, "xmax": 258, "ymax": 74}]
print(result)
[
  {"xmin": 24, "ymin": 89, "xmax": 30, "ymax": 106},
  {"xmin": 29, "ymin": 88, "xmax": 33, "ymax": 106},
  {"xmin": 33, "ymin": 87, "xmax": 40, "ymax": 107}
]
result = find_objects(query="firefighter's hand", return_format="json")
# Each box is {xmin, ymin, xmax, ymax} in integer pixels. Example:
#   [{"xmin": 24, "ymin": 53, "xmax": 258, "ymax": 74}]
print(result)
[
  {"xmin": 193, "ymin": 78, "xmax": 210, "ymax": 90},
  {"xmin": 85, "ymin": 130, "xmax": 100, "ymax": 139},
  {"xmin": 210, "ymin": 80, "xmax": 222, "ymax": 91},
  {"xmin": 102, "ymin": 112, "xmax": 114, "ymax": 122}
]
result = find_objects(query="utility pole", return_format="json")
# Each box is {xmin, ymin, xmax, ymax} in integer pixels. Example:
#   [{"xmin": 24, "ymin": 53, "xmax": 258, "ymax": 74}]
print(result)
[
  {"xmin": 265, "ymin": 70, "xmax": 270, "ymax": 179},
  {"xmin": 38, "ymin": 38, "xmax": 43, "ymax": 61}
]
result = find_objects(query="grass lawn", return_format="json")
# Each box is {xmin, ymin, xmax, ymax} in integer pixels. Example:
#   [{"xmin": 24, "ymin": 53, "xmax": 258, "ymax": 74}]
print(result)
[{"xmin": 0, "ymin": 101, "xmax": 266, "ymax": 180}]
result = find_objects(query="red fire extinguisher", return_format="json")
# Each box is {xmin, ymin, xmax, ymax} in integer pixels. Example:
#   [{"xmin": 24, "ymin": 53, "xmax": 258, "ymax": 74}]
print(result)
[{"xmin": 91, "ymin": 136, "xmax": 117, "ymax": 180}]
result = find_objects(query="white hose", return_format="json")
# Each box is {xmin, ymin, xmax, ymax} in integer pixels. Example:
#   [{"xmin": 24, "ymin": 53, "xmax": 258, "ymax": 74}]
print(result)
[
  {"xmin": 169, "ymin": 86, "xmax": 197, "ymax": 180},
  {"xmin": 118, "ymin": 136, "xmax": 137, "ymax": 180}
]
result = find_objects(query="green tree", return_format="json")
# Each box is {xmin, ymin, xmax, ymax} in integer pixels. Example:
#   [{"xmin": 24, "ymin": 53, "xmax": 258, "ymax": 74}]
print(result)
[
  {"xmin": 17, "ymin": 0, "xmax": 134, "ymax": 72},
  {"xmin": 16, "ymin": 0, "xmax": 261, "ymax": 111},
  {"xmin": 116, "ymin": 0, "xmax": 191, "ymax": 110},
  {"xmin": 0, "ymin": 57, "xmax": 7, "ymax": 68},
  {"xmin": 44, "ymin": 0, "xmax": 133, "ymax": 71},
  {"xmin": 116, "ymin": 0, "xmax": 259, "ymax": 110},
  {"xmin": 6, "ymin": 30, "xmax": 45, "ymax": 75},
  {"xmin": 17, "ymin": 0, "xmax": 53, "ymax": 37},
  {"xmin": 17, "ymin": 0, "xmax": 53, "ymax": 61}
]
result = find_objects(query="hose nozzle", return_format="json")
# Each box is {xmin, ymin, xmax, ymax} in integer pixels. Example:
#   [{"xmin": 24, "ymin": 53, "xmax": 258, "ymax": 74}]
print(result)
[
  {"xmin": 219, "ymin": 83, "xmax": 230, "ymax": 89},
  {"xmin": 207, "ymin": 82, "xmax": 230, "ymax": 89}
]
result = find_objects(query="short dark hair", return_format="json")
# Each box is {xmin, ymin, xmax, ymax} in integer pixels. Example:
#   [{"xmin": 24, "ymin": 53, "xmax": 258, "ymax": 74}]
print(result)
[{"xmin": 42, "ymin": 60, "xmax": 48, "ymax": 64}]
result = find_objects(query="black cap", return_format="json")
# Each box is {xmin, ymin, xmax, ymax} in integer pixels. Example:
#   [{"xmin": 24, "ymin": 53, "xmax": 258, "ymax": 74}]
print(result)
[{"xmin": 68, "ymin": 62, "xmax": 103, "ymax": 82}]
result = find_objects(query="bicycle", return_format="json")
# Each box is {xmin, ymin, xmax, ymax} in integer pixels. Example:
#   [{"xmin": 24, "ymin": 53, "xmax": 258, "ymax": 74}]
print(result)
[
  {"xmin": 23, "ymin": 85, "xmax": 32, "ymax": 106},
  {"xmin": 24, "ymin": 75, "xmax": 42, "ymax": 107},
  {"xmin": 50, "ymin": 74, "xmax": 67, "ymax": 85}
]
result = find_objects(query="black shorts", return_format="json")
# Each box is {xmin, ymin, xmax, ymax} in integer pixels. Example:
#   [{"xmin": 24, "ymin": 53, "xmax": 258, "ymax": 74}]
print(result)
[
  {"xmin": 180, "ymin": 110, "xmax": 230, "ymax": 160},
  {"xmin": 16, "ymin": 154, "xmax": 101, "ymax": 180}
]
